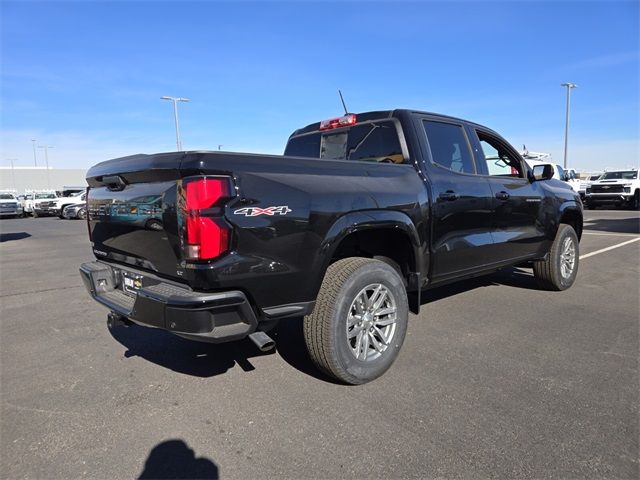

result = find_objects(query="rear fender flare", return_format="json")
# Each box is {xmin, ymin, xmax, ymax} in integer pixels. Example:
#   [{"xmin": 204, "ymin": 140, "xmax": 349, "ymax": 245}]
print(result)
[{"xmin": 310, "ymin": 210, "xmax": 423, "ymax": 308}]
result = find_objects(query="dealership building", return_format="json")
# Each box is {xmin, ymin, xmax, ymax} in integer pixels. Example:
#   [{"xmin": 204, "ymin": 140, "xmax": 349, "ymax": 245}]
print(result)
[{"xmin": 0, "ymin": 167, "xmax": 87, "ymax": 194}]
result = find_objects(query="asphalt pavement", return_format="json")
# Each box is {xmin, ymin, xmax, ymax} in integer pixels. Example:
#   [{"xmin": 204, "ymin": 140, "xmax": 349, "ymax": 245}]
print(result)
[{"xmin": 1, "ymin": 210, "xmax": 638, "ymax": 479}]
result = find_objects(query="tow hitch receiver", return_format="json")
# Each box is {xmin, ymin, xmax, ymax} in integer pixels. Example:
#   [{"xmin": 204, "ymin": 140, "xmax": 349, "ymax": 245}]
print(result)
[{"xmin": 107, "ymin": 311, "xmax": 132, "ymax": 330}]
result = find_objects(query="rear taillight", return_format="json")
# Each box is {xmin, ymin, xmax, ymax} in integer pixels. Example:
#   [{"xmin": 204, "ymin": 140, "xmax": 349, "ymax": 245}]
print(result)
[{"xmin": 182, "ymin": 176, "xmax": 233, "ymax": 260}]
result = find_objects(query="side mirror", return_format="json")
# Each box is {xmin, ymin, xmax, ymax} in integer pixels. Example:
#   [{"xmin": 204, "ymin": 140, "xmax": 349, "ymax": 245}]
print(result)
[{"xmin": 532, "ymin": 164, "xmax": 554, "ymax": 181}]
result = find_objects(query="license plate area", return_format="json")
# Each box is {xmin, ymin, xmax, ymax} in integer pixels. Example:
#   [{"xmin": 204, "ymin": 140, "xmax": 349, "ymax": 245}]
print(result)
[{"xmin": 121, "ymin": 271, "xmax": 144, "ymax": 296}]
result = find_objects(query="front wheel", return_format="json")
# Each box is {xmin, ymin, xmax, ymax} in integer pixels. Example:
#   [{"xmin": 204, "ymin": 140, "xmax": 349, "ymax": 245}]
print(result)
[
  {"xmin": 303, "ymin": 257, "xmax": 409, "ymax": 384},
  {"xmin": 533, "ymin": 224, "xmax": 579, "ymax": 291}
]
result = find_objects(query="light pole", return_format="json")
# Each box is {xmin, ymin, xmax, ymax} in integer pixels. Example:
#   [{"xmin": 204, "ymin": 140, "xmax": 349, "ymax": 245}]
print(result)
[
  {"xmin": 6, "ymin": 158, "xmax": 18, "ymax": 191},
  {"xmin": 31, "ymin": 139, "xmax": 38, "ymax": 166},
  {"xmin": 561, "ymin": 83, "xmax": 577, "ymax": 169},
  {"xmin": 38, "ymin": 145, "xmax": 53, "ymax": 188},
  {"xmin": 160, "ymin": 96, "xmax": 190, "ymax": 151}
]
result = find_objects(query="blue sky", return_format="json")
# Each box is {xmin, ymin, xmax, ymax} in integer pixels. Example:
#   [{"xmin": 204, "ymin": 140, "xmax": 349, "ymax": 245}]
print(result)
[{"xmin": 1, "ymin": 0, "xmax": 638, "ymax": 172}]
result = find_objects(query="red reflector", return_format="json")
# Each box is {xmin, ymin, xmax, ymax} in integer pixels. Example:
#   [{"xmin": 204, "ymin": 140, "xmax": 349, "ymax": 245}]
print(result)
[
  {"xmin": 319, "ymin": 114, "xmax": 357, "ymax": 131},
  {"xmin": 183, "ymin": 177, "xmax": 232, "ymax": 260}
]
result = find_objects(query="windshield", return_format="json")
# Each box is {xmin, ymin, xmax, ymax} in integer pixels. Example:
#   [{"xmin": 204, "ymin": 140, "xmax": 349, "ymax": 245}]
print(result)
[
  {"xmin": 35, "ymin": 193, "xmax": 56, "ymax": 199},
  {"xmin": 0, "ymin": 194, "xmax": 15, "ymax": 200},
  {"xmin": 285, "ymin": 120, "xmax": 405, "ymax": 164},
  {"xmin": 601, "ymin": 171, "xmax": 638, "ymax": 180}
]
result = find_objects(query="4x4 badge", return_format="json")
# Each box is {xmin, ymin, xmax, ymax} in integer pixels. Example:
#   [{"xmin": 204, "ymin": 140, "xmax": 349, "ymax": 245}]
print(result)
[{"xmin": 233, "ymin": 206, "xmax": 292, "ymax": 217}]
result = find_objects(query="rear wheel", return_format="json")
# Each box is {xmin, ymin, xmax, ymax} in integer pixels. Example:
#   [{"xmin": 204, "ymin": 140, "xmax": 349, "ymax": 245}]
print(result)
[
  {"xmin": 303, "ymin": 257, "xmax": 409, "ymax": 384},
  {"xmin": 77, "ymin": 208, "xmax": 87, "ymax": 220},
  {"xmin": 533, "ymin": 224, "xmax": 579, "ymax": 291},
  {"xmin": 632, "ymin": 190, "xmax": 640, "ymax": 210}
]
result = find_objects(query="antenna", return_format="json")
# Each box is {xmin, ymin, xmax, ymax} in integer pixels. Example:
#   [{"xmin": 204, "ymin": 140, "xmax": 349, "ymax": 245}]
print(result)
[{"xmin": 338, "ymin": 89, "xmax": 349, "ymax": 115}]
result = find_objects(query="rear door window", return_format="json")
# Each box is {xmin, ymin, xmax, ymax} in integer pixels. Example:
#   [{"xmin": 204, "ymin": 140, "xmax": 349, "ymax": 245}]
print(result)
[{"xmin": 422, "ymin": 120, "xmax": 475, "ymax": 174}]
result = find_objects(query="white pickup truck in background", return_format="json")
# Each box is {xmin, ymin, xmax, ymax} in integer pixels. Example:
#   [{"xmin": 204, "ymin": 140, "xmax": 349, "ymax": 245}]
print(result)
[
  {"xmin": 585, "ymin": 170, "xmax": 640, "ymax": 210},
  {"xmin": 33, "ymin": 190, "xmax": 86, "ymax": 218},
  {"xmin": 22, "ymin": 191, "xmax": 58, "ymax": 216},
  {"xmin": 0, "ymin": 192, "xmax": 24, "ymax": 218}
]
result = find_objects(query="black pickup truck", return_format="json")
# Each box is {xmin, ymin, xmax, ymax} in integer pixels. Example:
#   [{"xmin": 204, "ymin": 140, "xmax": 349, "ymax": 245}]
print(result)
[{"xmin": 80, "ymin": 109, "xmax": 583, "ymax": 384}]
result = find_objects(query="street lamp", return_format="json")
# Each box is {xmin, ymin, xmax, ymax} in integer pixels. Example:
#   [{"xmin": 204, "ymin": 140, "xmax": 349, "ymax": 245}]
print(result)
[
  {"xmin": 38, "ymin": 145, "xmax": 53, "ymax": 188},
  {"xmin": 561, "ymin": 83, "xmax": 578, "ymax": 169},
  {"xmin": 31, "ymin": 139, "xmax": 38, "ymax": 166},
  {"xmin": 160, "ymin": 96, "xmax": 190, "ymax": 151},
  {"xmin": 6, "ymin": 158, "xmax": 18, "ymax": 191}
]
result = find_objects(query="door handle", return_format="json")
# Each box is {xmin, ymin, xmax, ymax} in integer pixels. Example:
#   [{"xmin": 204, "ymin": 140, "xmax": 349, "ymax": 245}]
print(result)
[
  {"xmin": 439, "ymin": 191, "xmax": 459, "ymax": 201},
  {"xmin": 495, "ymin": 191, "xmax": 510, "ymax": 200}
]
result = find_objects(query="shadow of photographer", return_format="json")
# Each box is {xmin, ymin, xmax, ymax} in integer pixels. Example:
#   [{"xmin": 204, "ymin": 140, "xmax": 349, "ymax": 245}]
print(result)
[{"xmin": 138, "ymin": 439, "xmax": 219, "ymax": 479}]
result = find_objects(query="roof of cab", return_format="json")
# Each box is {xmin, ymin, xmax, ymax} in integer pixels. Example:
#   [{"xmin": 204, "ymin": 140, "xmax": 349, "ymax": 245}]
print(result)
[{"xmin": 288, "ymin": 108, "xmax": 496, "ymax": 138}]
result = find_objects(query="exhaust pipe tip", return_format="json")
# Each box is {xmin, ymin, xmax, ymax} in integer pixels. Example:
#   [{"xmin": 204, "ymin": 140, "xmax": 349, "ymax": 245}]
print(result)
[{"xmin": 248, "ymin": 331, "xmax": 275, "ymax": 352}]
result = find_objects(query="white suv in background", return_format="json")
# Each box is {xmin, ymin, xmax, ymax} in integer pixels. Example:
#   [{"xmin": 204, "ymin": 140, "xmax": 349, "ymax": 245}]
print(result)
[{"xmin": 586, "ymin": 170, "xmax": 640, "ymax": 210}]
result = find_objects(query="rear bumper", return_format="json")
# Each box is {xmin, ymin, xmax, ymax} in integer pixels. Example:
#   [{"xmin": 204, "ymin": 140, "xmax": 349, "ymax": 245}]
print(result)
[{"xmin": 79, "ymin": 261, "xmax": 258, "ymax": 343}]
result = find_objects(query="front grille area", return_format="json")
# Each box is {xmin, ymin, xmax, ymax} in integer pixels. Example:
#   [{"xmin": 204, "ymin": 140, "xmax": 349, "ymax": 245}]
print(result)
[
  {"xmin": 591, "ymin": 184, "xmax": 624, "ymax": 194},
  {"xmin": 0, "ymin": 203, "xmax": 17, "ymax": 209}
]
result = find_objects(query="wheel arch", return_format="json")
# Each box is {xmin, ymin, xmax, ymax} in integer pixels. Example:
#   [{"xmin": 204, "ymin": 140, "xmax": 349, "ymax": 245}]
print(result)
[
  {"xmin": 311, "ymin": 210, "xmax": 424, "ymax": 314},
  {"xmin": 558, "ymin": 203, "xmax": 583, "ymax": 240}
]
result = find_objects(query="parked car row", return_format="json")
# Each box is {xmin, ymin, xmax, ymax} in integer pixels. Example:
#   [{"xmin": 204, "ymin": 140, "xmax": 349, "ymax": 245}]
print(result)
[
  {"xmin": 29, "ymin": 190, "xmax": 86, "ymax": 218},
  {"xmin": 0, "ymin": 191, "xmax": 87, "ymax": 219}
]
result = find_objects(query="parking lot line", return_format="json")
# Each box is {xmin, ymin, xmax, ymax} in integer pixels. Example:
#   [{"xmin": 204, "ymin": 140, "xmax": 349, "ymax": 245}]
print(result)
[
  {"xmin": 580, "ymin": 237, "xmax": 640, "ymax": 260},
  {"xmin": 582, "ymin": 232, "xmax": 640, "ymax": 237}
]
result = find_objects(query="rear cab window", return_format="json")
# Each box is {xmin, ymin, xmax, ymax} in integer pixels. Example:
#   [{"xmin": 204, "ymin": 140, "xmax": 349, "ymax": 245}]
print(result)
[{"xmin": 285, "ymin": 120, "xmax": 406, "ymax": 164}]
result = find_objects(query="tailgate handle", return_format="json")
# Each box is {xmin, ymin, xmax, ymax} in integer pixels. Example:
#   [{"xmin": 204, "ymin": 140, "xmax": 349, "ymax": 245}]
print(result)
[{"xmin": 103, "ymin": 175, "xmax": 127, "ymax": 191}]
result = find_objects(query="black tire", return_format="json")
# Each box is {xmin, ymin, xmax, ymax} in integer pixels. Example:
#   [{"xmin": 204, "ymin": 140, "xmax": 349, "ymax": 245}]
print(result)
[
  {"xmin": 632, "ymin": 190, "xmax": 640, "ymax": 211},
  {"xmin": 303, "ymin": 257, "xmax": 409, "ymax": 384},
  {"xmin": 59, "ymin": 205, "xmax": 69, "ymax": 219},
  {"xmin": 533, "ymin": 224, "xmax": 579, "ymax": 291},
  {"xmin": 77, "ymin": 208, "xmax": 87, "ymax": 220}
]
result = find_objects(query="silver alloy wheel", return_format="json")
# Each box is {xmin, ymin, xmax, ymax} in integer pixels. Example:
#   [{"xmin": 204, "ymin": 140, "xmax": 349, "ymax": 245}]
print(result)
[
  {"xmin": 560, "ymin": 236, "xmax": 576, "ymax": 279},
  {"xmin": 346, "ymin": 283, "xmax": 397, "ymax": 362}
]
